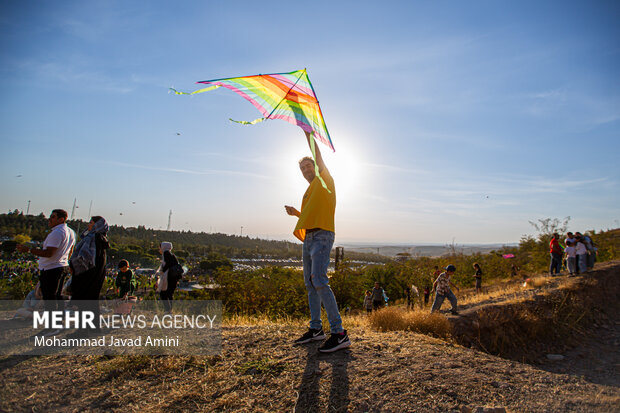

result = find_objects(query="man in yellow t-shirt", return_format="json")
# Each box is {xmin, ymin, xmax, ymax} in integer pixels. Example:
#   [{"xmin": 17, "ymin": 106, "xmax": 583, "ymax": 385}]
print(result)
[{"xmin": 285, "ymin": 131, "xmax": 350, "ymax": 353}]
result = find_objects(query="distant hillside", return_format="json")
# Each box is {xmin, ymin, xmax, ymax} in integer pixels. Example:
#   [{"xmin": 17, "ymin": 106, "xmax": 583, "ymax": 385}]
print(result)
[
  {"xmin": 342, "ymin": 243, "xmax": 515, "ymax": 258},
  {"xmin": 0, "ymin": 211, "xmax": 386, "ymax": 262}
]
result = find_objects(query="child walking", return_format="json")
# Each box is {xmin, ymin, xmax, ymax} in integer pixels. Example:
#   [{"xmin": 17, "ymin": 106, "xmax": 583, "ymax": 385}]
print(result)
[
  {"xmin": 564, "ymin": 240, "xmax": 577, "ymax": 275},
  {"xmin": 115, "ymin": 259, "xmax": 137, "ymax": 298},
  {"xmin": 431, "ymin": 265, "xmax": 460, "ymax": 315},
  {"xmin": 363, "ymin": 290, "xmax": 373, "ymax": 314}
]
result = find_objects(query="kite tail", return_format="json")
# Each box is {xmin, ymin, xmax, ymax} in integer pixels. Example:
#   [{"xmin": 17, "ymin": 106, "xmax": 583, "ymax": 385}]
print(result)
[
  {"xmin": 309, "ymin": 133, "xmax": 331, "ymax": 194},
  {"xmin": 229, "ymin": 117, "xmax": 267, "ymax": 125},
  {"xmin": 169, "ymin": 85, "xmax": 220, "ymax": 95}
]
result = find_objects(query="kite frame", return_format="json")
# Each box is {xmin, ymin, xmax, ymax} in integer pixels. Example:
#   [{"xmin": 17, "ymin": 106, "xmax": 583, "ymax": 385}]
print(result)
[{"xmin": 196, "ymin": 68, "xmax": 334, "ymax": 151}]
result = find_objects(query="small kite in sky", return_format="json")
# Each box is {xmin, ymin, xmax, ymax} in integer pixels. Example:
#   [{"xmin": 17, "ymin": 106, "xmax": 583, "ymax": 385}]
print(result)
[{"xmin": 170, "ymin": 68, "xmax": 334, "ymax": 152}]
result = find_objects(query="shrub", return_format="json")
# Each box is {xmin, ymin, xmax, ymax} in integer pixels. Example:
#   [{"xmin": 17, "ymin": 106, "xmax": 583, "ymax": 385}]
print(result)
[{"xmin": 368, "ymin": 307, "xmax": 452, "ymax": 339}]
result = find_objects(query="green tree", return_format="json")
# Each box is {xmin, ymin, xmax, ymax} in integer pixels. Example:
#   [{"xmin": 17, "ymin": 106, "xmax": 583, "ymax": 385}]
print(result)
[
  {"xmin": 13, "ymin": 234, "xmax": 31, "ymax": 244},
  {"xmin": 200, "ymin": 252, "xmax": 233, "ymax": 272}
]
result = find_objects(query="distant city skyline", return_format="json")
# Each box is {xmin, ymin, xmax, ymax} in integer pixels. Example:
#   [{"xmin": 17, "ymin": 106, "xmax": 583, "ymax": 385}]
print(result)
[{"xmin": 1, "ymin": 1, "xmax": 619, "ymax": 244}]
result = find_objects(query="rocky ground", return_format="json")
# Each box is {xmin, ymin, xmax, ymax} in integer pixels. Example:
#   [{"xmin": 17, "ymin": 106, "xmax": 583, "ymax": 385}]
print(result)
[{"xmin": 1, "ymin": 263, "xmax": 619, "ymax": 412}]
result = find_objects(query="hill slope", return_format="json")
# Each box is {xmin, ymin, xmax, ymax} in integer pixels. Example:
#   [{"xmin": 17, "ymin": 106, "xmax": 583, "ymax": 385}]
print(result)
[{"xmin": 1, "ymin": 264, "xmax": 619, "ymax": 412}]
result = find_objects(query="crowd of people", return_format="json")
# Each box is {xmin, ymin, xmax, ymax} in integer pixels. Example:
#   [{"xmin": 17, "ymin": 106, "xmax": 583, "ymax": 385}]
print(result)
[
  {"xmin": 12, "ymin": 208, "xmax": 183, "ymax": 338},
  {"xmin": 362, "ymin": 263, "xmax": 483, "ymax": 316},
  {"xmin": 549, "ymin": 231, "xmax": 597, "ymax": 276},
  {"xmin": 361, "ymin": 230, "xmax": 599, "ymax": 318}
]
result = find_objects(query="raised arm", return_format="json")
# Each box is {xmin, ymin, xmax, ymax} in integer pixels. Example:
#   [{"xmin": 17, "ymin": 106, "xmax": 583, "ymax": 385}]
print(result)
[{"xmin": 304, "ymin": 131, "xmax": 326, "ymax": 173}]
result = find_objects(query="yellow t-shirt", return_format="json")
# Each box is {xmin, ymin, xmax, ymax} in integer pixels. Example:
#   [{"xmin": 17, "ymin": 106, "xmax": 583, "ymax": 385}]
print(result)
[{"xmin": 293, "ymin": 168, "xmax": 336, "ymax": 242}]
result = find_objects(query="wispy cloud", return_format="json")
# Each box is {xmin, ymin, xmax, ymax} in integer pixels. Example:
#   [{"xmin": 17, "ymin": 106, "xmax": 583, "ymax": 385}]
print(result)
[
  {"xmin": 489, "ymin": 175, "xmax": 611, "ymax": 194},
  {"xmin": 528, "ymin": 88, "xmax": 567, "ymax": 101},
  {"xmin": 522, "ymin": 87, "xmax": 620, "ymax": 130},
  {"xmin": 10, "ymin": 59, "xmax": 134, "ymax": 94},
  {"xmin": 367, "ymin": 172, "xmax": 614, "ymax": 219},
  {"xmin": 103, "ymin": 160, "xmax": 269, "ymax": 179},
  {"xmin": 191, "ymin": 151, "xmax": 273, "ymax": 165},
  {"xmin": 363, "ymin": 162, "xmax": 430, "ymax": 176}
]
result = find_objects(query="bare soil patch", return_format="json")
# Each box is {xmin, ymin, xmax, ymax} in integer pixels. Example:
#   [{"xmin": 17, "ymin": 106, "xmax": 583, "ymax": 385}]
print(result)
[{"xmin": 449, "ymin": 260, "xmax": 620, "ymax": 388}]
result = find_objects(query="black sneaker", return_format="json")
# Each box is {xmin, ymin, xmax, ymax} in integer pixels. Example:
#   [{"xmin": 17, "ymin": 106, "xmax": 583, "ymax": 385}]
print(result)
[
  {"xmin": 318, "ymin": 330, "xmax": 351, "ymax": 353},
  {"xmin": 450, "ymin": 309, "xmax": 459, "ymax": 315},
  {"xmin": 294, "ymin": 328, "xmax": 326, "ymax": 344}
]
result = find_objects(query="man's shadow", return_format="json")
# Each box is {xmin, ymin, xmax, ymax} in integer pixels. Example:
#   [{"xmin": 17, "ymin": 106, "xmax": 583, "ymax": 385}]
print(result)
[{"xmin": 295, "ymin": 343, "xmax": 351, "ymax": 413}]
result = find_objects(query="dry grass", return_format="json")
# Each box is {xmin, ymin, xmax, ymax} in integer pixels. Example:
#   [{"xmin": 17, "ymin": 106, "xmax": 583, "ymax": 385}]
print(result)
[
  {"xmin": 459, "ymin": 274, "xmax": 551, "ymax": 307},
  {"xmin": 224, "ymin": 312, "xmax": 372, "ymax": 330},
  {"xmin": 225, "ymin": 309, "xmax": 452, "ymax": 340},
  {"xmin": 528, "ymin": 276, "xmax": 549, "ymax": 288},
  {"xmin": 367, "ymin": 307, "xmax": 452, "ymax": 339},
  {"xmin": 223, "ymin": 313, "xmax": 307, "ymax": 327}
]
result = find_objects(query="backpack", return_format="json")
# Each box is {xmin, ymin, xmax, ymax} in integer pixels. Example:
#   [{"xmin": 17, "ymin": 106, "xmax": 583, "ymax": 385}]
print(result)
[{"xmin": 168, "ymin": 263, "xmax": 184, "ymax": 281}]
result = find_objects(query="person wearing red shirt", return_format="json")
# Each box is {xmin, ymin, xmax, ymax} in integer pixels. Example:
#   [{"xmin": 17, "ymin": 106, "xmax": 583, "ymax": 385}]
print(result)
[{"xmin": 549, "ymin": 232, "xmax": 563, "ymax": 275}]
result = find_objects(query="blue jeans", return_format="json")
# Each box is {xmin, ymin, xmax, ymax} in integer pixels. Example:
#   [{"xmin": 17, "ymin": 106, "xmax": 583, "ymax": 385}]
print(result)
[
  {"xmin": 302, "ymin": 230, "xmax": 343, "ymax": 334},
  {"xmin": 587, "ymin": 252, "xmax": 595, "ymax": 269},
  {"xmin": 577, "ymin": 254, "xmax": 588, "ymax": 273},
  {"xmin": 431, "ymin": 289, "xmax": 457, "ymax": 313},
  {"xmin": 549, "ymin": 253, "xmax": 562, "ymax": 275}
]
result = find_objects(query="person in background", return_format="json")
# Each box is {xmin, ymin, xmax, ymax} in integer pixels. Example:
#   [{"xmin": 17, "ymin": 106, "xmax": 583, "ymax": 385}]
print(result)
[
  {"xmin": 68, "ymin": 216, "xmax": 110, "ymax": 337},
  {"xmin": 13, "ymin": 282, "xmax": 43, "ymax": 319},
  {"xmin": 411, "ymin": 284, "xmax": 420, "ymax": 309},
  {"xmin": 115, "ymin": 259, "xmax": 136, "ymax": 298},
  {"xmin": 363, "ymin": 290, "xmax": 373, "ymax": 314},
  {"xmin": 371, "ymin": 282, "xmax": 385, "ymax": 311},
  {"xmin": 423, "ymin": 286, "xmax": 430, "ymax": 307},
  {"xmin": 549, "ymin": 233, "xmax": 563, "ymax": 275},
  {"xmin": 472, "ymin": 263, "xmax": 483, "ymax": 294},
  {"xmin": 16, "ymin": 209, "xmax": 76, "ymax": 337},
  {"xmin": 564, "ymin": 240, "xmax": 577, "ymax": 276},
  {"xmin": 157, "ymin": 242, "xmax": 180, "ymax": 313},
  {"xmin": 404, "ymin": 287, "xmax": 412, "ymax": 309},
  {"xmin": 431, "ymin": 264, "xmax": 460, "ymax": 315},
  {"xmin": 574, "ymin": 234, "xmax": 588, "ymax": 274},
  {"xmin": 576, "ymin": 232, "xmax": 596, "ymax": 270}
]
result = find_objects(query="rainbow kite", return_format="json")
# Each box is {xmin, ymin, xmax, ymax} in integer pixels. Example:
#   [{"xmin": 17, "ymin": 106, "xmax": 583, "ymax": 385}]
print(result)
[{"xmin": 170, "ymin": 68, "xmax": 334, "ymax": 152}]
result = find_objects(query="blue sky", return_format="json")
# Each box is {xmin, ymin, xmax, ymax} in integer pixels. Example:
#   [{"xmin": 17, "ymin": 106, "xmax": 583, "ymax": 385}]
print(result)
[{"xmin": 1, "ymin": 1, "xmax": 618, "ymax": 244}]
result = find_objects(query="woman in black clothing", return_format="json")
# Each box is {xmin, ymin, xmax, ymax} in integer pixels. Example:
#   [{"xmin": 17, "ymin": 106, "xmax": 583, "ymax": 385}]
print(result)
[
  {"xmin": 158, "ymin": 241, "xmax": 180, "ymax": 313},
  {"xmin": 69, "ymin": 216, "xmax": 109, "ymax": 335},
  {"xmin": 473, "ymin": 263, "xmax": 483, "ymax": 294}
]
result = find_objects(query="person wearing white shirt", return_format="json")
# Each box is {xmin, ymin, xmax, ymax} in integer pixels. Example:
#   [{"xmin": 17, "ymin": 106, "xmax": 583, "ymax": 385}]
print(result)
[
  {"xmin": 574, "ymin": 237, "xmax": 588, "ymax": 274},
  {"xmin": 17, "ymin": 209, "xmax": 76, "ymax": 335},
  {"xmin": 564, "ymin": 240, "xmax": 577, "ymax": 275}
]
